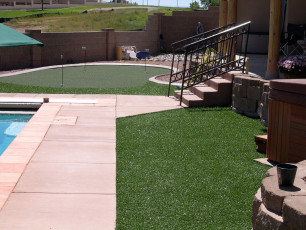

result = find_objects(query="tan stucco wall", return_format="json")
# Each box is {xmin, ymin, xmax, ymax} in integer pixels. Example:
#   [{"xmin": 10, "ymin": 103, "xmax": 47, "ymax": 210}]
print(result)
[
  {"xmin": 237, "ymin": 0, "xmax": 270, "ymax": 33},
  {"xmin": 237, "ymin": 0, "xmax": 306, "ymax": 33},
  {"xmin": 286, "ymin": 0, "xmax": 306, "ymax": 25}
]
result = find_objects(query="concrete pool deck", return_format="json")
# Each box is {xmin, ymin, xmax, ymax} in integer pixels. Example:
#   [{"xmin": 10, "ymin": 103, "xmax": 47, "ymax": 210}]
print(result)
[{"xmin": 0, "ymin": 93, "xmax": 181, "ymax": 229}]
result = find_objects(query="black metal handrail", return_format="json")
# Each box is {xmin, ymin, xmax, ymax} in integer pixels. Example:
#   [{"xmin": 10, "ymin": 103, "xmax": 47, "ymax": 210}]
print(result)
[
  {"xmin": 171, "ymin": 23, "xmax": 236, "ymax": 53},
  {"xmin": 168, "ymin": 21, "xmax": 251, "ymax": 105},
  {"xmin": 167, "ymin": 23, "xmax": 236, "ymax": 97}
]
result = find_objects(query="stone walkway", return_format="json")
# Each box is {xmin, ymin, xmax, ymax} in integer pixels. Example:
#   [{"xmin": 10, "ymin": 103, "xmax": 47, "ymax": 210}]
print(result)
[{"xmin": 0, "ymin": 94, "xmax": 181, "ymax": 229}]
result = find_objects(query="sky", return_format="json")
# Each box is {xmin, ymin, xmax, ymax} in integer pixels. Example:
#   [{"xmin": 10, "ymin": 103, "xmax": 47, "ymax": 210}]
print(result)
[{"xmin": 125, "ymin": 0, "xmax": 195, "ymax": 8}]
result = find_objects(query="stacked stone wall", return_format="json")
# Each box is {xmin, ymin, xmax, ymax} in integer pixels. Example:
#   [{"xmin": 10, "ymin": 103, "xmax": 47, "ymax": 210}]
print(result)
[
  {"xmin": 231, "ymin": 73, "xmax": 269, "ymax": 126},
  {"xmin": 252, "ymin": 160, "xmax": 306, "ymax": 230}
]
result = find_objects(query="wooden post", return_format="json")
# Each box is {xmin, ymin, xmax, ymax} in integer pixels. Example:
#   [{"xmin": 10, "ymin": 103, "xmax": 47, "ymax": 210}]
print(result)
[
  {"xmin": 219, "ymin": 0, "xmax": 228, "ymax": 27},
  {"xmin": 228, "ymin": 0, "xmax": 237, "ymax": 62},
  {"xmin": 218, "ymin": 0, "xmax": 228, "ymax": 55},
  {"xmin": 228, "ymin": 0, "xmax": 237, "ymax": 24},
  {"xmin": 266, "ymin": 0, "xmax": 283, "ymax": 79}
]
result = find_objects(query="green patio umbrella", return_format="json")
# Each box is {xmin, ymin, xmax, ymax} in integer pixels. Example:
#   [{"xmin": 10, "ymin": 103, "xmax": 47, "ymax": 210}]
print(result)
[{"xmin": 0, "ymin": 23, "xmax": 43, "ymax": 47}]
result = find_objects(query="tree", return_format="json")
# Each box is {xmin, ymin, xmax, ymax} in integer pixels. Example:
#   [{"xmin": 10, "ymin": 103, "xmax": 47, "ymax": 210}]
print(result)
[
  {"xmin": 190, "ymin": 1, "xmax": 200, "ymax": 10},
  {"xmin": 200, "ymin": 0, "xmax": 220, "ymax": 8}
]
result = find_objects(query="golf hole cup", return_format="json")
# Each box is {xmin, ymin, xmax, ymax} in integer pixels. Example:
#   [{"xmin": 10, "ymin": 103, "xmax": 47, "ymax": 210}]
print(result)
[{"xmin": 277, "ymin": 164, "xmax": 298, "ymax": 187}]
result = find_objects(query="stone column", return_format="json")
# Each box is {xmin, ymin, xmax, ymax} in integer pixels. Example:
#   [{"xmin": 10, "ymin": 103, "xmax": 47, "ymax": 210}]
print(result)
[
  {"xmin": 266, "ymin": 0, "xmax": 283, "ymax": 79},
  {"xmin": 102, "ymin": 28, "xmax": 116, "ymax": 61},
  {"xmin": 25, "ymin": 30, "xmax": 43, "ymax": 67}
]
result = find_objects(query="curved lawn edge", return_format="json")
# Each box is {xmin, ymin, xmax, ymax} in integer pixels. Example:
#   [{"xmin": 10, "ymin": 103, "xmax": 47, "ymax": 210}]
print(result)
[{"xmin": 0, "ymin": 63, "xmax": 175, "ymax": 78}]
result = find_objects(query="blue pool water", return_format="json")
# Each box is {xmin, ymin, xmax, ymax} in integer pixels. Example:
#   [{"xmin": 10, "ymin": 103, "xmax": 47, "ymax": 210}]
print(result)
[{"xmin": 0, "ymin": 114, "xmax": 33, "ymax": 156}]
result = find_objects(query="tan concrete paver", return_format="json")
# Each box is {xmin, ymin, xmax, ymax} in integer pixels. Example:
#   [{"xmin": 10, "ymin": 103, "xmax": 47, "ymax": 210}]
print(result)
[
  {"xmin": 0, "ymin": 93, "xmax": 181, "ymax": 229},
  {"xmin": 14, "ymin": 162, "xmax": 115, "ymax": 194},
  {"xmin": 0, "ymin": 155, "xmax": 32, "ymax": 164},
  {"xmin": 44, "ymin": 125, "xmax": 116, "ymax": 142},
  {"xmin": 0, "ymin": 173, "xmax": 22, "ymax": 183},
  {"xmin": 0, "ymin": 194, "xmax": 9, "ymax": 210},
  {"xmin": 31, "ymin": 141, "xmax": 116, "ymax": 164},
  {"xmin": 116, "ymin": 95, "xmax": 181, "ymax": 107},
  {"xmin": 59, "ymin": 105, "xmax": 115, "ymax": 114},
  {"xmin": 1, "ymin": 148, "xmax": 36, "ymax": 157},
  {"xmin": 116, "ymin": 95, "xmax": 181, "ymax": 117},
  {"xmin": 76, "ymin": 116, "xmax": 116, "ymax": 126},
  {"xmin": 116, "ymin": 106, "xmax": 181, "ymax": 118},
  {"xmin": 52, "ymin": 116, "xmax": 77, "ymax": 125},
  {"xmin": 0, "ymin": 193, "xmax": 116, "ymax": 230},
  {"xmin": 0, "ymin": 164, "xmax": 26, "ymax": 173},
  {"xmin": 0, "ymin": 186, "xmax": 14, "ymax": 194}
]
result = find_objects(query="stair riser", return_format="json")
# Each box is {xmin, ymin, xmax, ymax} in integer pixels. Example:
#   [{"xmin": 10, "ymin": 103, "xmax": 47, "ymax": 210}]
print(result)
[
  {"xmin": 222, "ymin": 73, "xmax": 234, "ymax": 82},
  {"xmin": 189, "ymin": 87, "xmax": 216, "ymax": 99},
  {"xmin": 182, "ymin": 98, "xmax": 206, "ymax": 107},
  {"xmin": 207, "ymin": 80, "xmax": 232, "ymax": 91}
]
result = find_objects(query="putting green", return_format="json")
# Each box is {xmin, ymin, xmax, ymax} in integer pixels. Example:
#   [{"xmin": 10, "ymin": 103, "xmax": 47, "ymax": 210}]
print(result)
[{"xmin": 0, "ymin": 65, "xmax": 170, "ymax": 88}]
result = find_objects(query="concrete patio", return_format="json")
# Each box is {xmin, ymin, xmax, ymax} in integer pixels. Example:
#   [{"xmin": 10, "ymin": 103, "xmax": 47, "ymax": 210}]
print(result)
[{"xmin": 0, "ymin": 94, "xmax": 181, "ymax": 229}]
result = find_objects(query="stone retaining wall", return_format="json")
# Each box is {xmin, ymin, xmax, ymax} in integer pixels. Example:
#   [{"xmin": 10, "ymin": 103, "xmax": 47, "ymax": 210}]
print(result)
[
  {"xmin": 252, "ymin": 160, "xmax": 306, "ymax": 230},
  {"xmin": 231, "ymin": 73, "xmax": 269, "ymax": 126}
]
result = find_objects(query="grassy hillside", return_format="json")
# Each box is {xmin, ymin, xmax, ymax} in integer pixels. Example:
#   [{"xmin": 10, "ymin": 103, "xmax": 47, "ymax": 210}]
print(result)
[{"xmin": 2, "ymin": 5, "xmax": 190, "ymax": 32}]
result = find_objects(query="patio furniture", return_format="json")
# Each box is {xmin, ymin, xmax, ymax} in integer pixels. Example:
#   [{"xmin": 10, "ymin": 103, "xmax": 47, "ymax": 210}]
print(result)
[
  {"xmin": 136, "ymin": 51, "xmax": 151, "ymax": 72},
  {"xmin": 280, "ymin": 23, "xmax": 305, "ymax": 56}
]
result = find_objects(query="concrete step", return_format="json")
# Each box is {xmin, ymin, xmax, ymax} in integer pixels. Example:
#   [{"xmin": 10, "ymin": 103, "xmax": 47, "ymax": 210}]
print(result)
[
  {"xmin": 174, "ymin": 90, "xmax": 206, "ymax": 107},
  {"xmin": 207, "ymin": 77, "xmax": 232, "ymax": 92},
  {"xmin": 189, "ymin": 83, "xmax": 218, "ymax": 99},
  {"xmin": 173, "ymin": 73, "xmax": 234, "ymax": 108},
  {"xmin": 223, "ymin": 72, "xmax": 234, "ymax": 82},
  {"xmin": 255, "ymin": 135, "xmax": 267, "ymax": 154}
]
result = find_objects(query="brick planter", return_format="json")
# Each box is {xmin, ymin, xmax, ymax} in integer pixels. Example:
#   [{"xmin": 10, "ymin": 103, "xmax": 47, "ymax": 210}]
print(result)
[{"xmin": 252, "ymin": 160, "xmax": 306, "ymax": 230}]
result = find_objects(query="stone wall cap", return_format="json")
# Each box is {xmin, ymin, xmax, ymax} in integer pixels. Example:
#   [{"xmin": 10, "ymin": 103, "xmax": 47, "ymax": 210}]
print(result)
[{"xmin": 283, "ymin": 196, "xmax": 306, "ymax": 229}]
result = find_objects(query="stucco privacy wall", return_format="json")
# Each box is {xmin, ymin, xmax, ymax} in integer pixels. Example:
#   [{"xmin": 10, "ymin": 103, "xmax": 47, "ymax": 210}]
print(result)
[
  {"xmin": 161, "ymin": 7, "xmax": 219, "ymax": 52},
  {"xmin": 115, "ymin": 14, "xmax": 160, "ymax": 54},
  {"xmin": 28, "ymin": 30, "xmax": 108, "ymax": 67},
  {"xmin": 0, "ymin": 0, "xmax": 96, "ymax": 6},
  {"xmin": 0, "ymin": 46, "xmax": 31, "ymax": 70},
  {"xmin": 0, "ymin": 9, "xmax": 219, "ymax": 70}
]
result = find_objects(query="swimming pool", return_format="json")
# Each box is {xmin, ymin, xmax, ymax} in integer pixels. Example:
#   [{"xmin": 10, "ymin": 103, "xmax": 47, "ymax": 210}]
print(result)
[{"xmin": 0, "ymin": 114, "xmax": 33, "ymax": 156}]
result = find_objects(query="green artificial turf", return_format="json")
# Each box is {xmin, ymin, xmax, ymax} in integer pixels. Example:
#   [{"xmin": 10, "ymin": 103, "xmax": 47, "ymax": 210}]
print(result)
[
  {"xmin": 0, "ymin": 80, "xmax": 175, "ymax": 96},
  {"xmin": 0, "ymin": 65, "xmax": 169, "ymax": 88},
  {"xmin": 116, "ymin": 107, "xmax": 268, "ymax": 229}
]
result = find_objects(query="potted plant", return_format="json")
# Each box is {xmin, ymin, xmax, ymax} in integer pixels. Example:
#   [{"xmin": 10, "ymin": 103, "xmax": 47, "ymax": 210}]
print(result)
[
  {"xmin": 277, "ymin": 55, "xmax": 306, "ymax": 79},
  {"xmin": 276, "ymin": 163, "xmax": 298, "ymax": 187}
]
